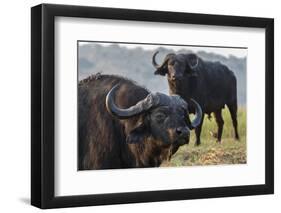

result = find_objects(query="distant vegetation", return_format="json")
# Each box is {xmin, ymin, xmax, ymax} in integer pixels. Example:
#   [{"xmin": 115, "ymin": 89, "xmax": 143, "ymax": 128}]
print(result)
[{"xmin": 79, "ymin": 43, "xmax": 247, "ymax": 105}]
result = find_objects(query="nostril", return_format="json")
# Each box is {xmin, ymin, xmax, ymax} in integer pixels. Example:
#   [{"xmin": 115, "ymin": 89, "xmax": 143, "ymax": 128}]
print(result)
[
  {"xmin": 176, "ymin": 127, "xmax": 190, "ymax": 136},
  {"xmin": 176, "ymin": 127, "xmax": 182, "ymax": 135}
]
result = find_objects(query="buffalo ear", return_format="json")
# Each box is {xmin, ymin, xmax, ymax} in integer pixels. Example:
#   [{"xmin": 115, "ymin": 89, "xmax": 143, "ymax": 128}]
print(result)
[
  {"xmin": 185, "ymin": 54, "xmax": 199, "ymax": 76},
  {"xmin": 186, "ymin": 54, "xmax": 199, "ymax": 70},
  {"xmin": 126, "ymin": 122, "xmax": 150, "ymax": 144},
  {"xmin": 154, "ymin": 68, "xmax": 167, "ymax": 76}
]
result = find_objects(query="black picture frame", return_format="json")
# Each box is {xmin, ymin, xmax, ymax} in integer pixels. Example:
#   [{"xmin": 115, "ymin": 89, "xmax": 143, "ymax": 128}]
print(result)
[{"xmin": 31, "ymin": 3, "xmax": 274, "ymax": 209}]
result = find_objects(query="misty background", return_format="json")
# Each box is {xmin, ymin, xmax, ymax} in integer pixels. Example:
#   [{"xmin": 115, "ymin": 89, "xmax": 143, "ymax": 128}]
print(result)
[{"xmin": 78, "ymin": 43, "xmax": 247, "ymax": 106}]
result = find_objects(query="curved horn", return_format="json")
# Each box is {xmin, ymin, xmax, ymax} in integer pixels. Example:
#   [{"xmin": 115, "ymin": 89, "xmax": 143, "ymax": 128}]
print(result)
[
  {"xmin": 152, "ymin": 52, "xmax": 175, "ymax": 69},
  {"xmin": 152, "ymin": 51, "xmax": 160, "ymax": 69},
  {"xmin": 190, "ymin": 98, "xmax": 202, "ymax": 129},
  {"xmin": 106, "ymin": 84, "xmax": 156, "ymax": 119}
]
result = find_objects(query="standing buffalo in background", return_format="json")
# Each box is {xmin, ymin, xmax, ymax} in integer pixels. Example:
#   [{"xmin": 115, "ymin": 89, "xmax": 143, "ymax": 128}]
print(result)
[
  {"xmin": 152, "ymin": 51, "xmax": 239, "ymax": 145},
  {"xmin": 78, "ymin": 74, "xmax": 202, "ymax": 170}
]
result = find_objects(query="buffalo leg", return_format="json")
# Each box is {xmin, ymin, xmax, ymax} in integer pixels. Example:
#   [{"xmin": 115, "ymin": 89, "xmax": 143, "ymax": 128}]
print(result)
[
  {"xmin": 195, "ymin": 114, "xmax": 204, "ymax": 146},
  {"xmin": 227, "ymin": 103, "xmax": 239, "ymax": 140},
  {"xmin": 214, "ymin": 109, "xmax": 224, "ymax": 143}
]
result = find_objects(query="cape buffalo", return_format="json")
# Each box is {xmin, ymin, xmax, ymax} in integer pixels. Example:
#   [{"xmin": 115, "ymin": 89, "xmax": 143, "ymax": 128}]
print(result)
[
  {"xmin": 78, "ymin": 74, "xmax": 202, "ymax": 170},
  {"xmin": 152, "ymin": 51, "xmax": 239, "ymax": 145}
]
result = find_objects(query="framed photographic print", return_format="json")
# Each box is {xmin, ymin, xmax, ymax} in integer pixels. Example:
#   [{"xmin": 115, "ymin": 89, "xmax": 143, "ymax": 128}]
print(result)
[{"xmin": 31, "ymin": 3, "xmax": 274, "ymax": 209}]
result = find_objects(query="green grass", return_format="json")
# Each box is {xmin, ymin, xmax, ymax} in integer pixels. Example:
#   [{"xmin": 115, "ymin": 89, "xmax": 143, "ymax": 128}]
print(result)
[{"xmin": 162, "ymin": 107, "xmax": 247, "ymax": 167}]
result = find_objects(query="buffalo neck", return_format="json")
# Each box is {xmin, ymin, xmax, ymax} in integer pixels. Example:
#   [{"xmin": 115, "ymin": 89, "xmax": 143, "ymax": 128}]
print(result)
[
  {"xmin": 168, "ymin": 76, "xmax": 198, "ymax": 100},
  {"xmin": 128, "ymin": 137, "xmax": 172, "ymax": 167}
]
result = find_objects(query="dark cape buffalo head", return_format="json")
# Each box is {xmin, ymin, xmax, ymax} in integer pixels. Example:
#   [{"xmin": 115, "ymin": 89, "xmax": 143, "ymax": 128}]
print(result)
[
  {"xmin": 152, "ymin": 51, "xmax": 199, "ymax": 81},
  {"xmin": 106, "ymin": 84, "xmax": 202, "ymax": 146}
]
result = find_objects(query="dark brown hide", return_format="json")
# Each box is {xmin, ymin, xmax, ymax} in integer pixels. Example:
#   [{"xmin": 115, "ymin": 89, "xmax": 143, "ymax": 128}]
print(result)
[{"xmin": 78, "ymin": 74, "xmax": 199, "ymax": 170}]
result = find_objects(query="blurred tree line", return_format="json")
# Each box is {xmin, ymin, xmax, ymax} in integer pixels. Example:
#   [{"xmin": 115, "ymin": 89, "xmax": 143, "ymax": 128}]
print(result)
[{"xmin": 79, "ymin": 43, "xmax": 247, "ymax": 105}]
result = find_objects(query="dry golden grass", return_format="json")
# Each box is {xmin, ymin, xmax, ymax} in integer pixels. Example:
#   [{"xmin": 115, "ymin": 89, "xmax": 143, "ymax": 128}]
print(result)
[{"xmin": 162, "ymin": 107, "xmax": 246, "ymax": 167}]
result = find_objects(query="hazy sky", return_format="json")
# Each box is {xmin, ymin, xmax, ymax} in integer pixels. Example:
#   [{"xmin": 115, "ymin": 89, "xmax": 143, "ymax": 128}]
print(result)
[{"xmin": 79, "ymin": 41, "xmax": 247, "ymax": 58}]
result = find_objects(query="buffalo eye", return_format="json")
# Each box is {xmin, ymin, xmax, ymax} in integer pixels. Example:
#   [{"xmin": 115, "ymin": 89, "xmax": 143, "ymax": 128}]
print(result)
[{"xmin": 155, "ymin": 113, "xmax": 167, "ymax": 123}]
